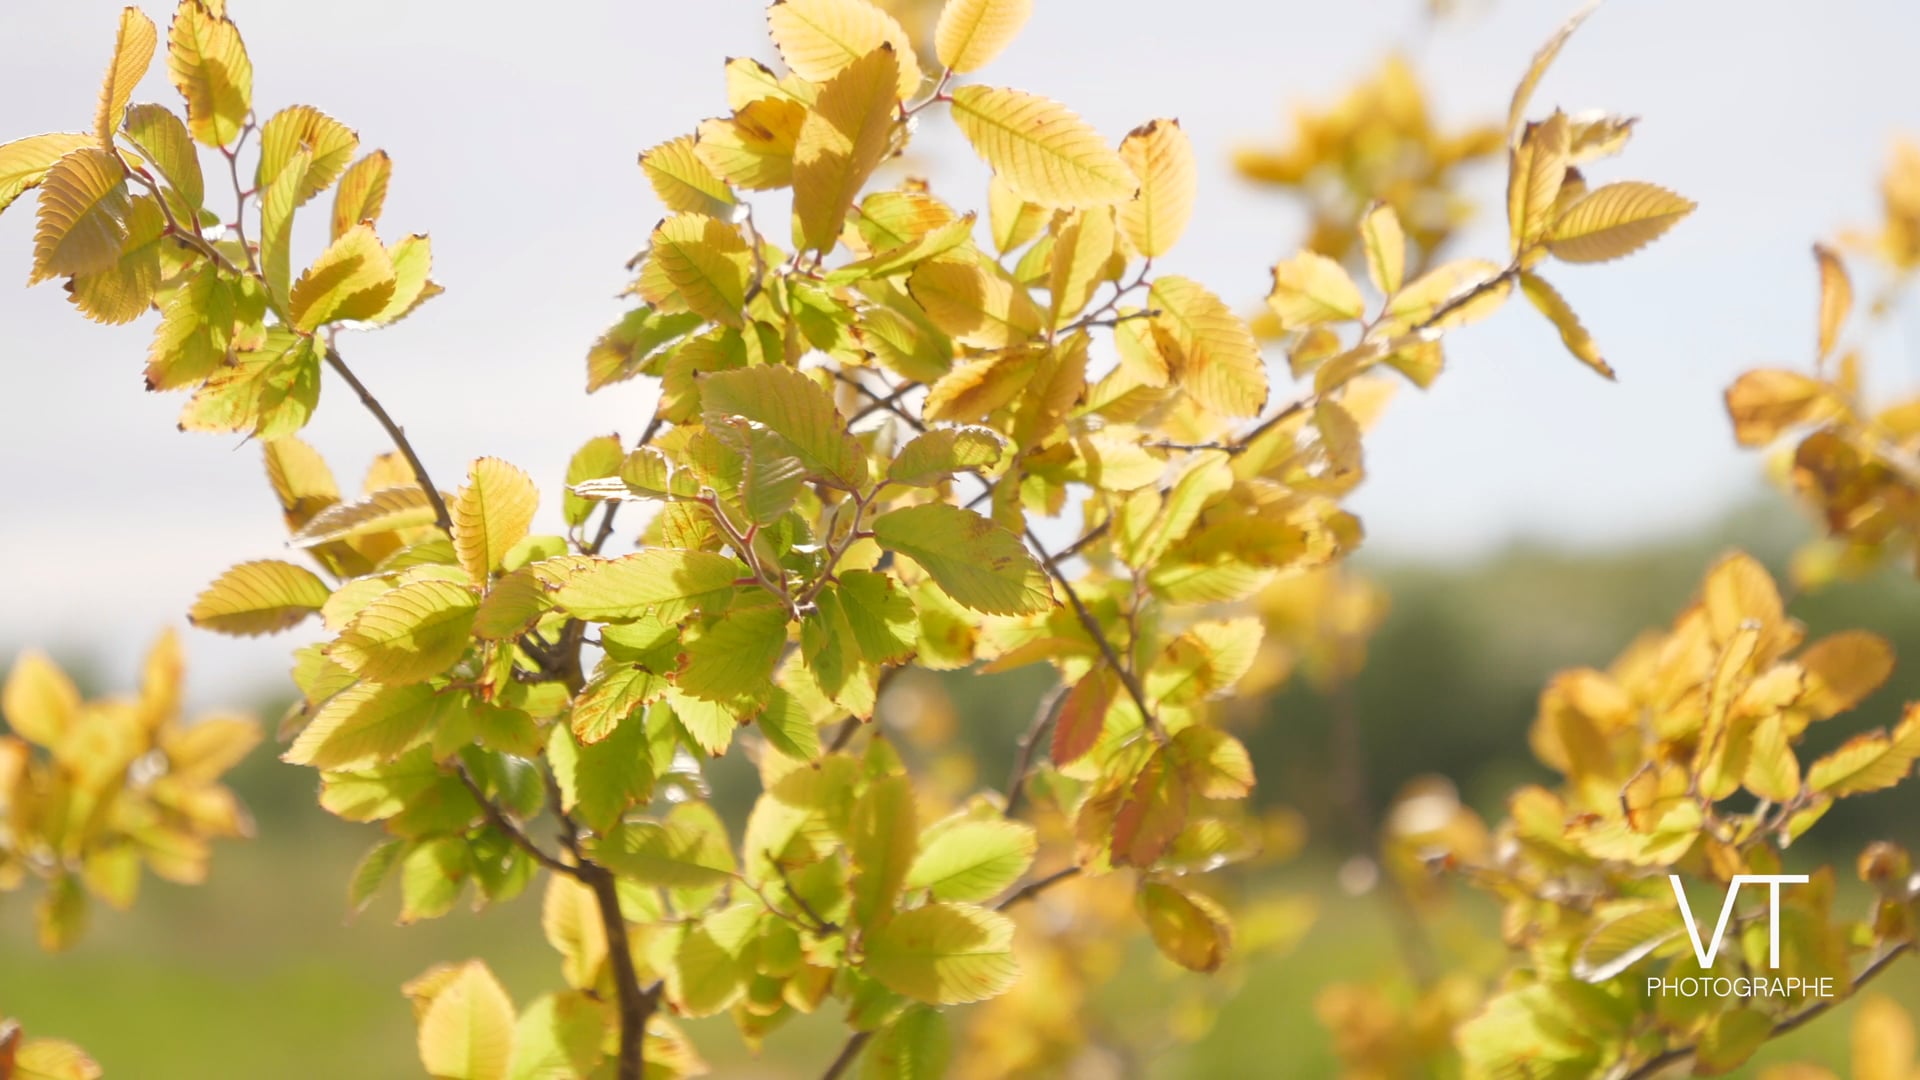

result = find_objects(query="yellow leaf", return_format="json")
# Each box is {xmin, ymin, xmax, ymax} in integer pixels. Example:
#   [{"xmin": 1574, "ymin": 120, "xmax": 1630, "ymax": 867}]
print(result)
[
  {"xmin": 94, "ymin": 7, "xmax": 158, "ymax": 147},
  {"xmin": 723, "ymin": 56, "xmax": 815, "ymax": 110},
  {"xmin": 1548, "ymin": 181, "xmax": 1696, "ymax": 264},
  {"xmin": 411, "ymin": 960, "xmax": 517, "ymax": 1080},
  {"xmin": 650, "ymin": 213, "xmax": 751, "ymax": 327},
  {"xmin": 1151, "ymin": 275, "xmax": 1268, "ymax": 418},
  {"xmin": 1506, "ymin": 0, "xmax": 1600, "ymax": 138},
  {"xmin": 453, "ymin": 458, "xmax": 539, "ymax": 585},
  {"xmin": 1266, "ymin": 251, "xmax": 1364, "ymax": 328},
  {"xmin": 1359, "ymin": 200, "xmax": 1406, "ymax": 296},
  {"xmin": 767, "ymin": 0, "xmax": 922, "ymax": 100},
  {"xmin": 2, "ymin": 651, "xmax": 81, "ymax": 750},
  {"xmin": 0, "ymin": 133, "xmax": 95, "ymax": 216},
  {"xmin": 949, "ymin": 85, "xmax": 1136, "ymax": 209},
  {"xmin": 1567, "ymin": 112, "xmax": 1637, "ymax": 163},
  {"xmin": 1797, "ymin": 630, "xmax": 1894, "ymax": 721},
  {"xmin": 1137, "ymin": 880, "xmax": 1233, "ymax": 972},
  {"xmin": 1116, "ymin": 118, "xmax": 1196, "ymax": 259},
  {"xmin": 935, "ymin": 0, "xmax": 1032, "ymax": 74},
  {"xmin": 1386, "ymin": 259, "xmax": 1511, "ymax": 330},
  {"xmin": 331, "ymin": 151, "xmax": 392, "ymax": 242},
  {"xmin": 695, "ymin": 99, "xmax": 806, "ymax": 191},
  {"xmin": 1808, "ymin": 706, "xmax": 1920, "ymax": 797},
  {"xmin": 369, "ymin": 233, "xmax": 441, "ymax": 326},
  {"xmin": 255, "ymin": 105, "xmax": 359, "ymax": 209},
  {"xmin": 1723, "ymin": 370, "xmax": 1837, "ymax": 447},
  {"xmin": 987, "ymin": 173, "xmax": 1047, "ymax": 252},
  {"xmin": 1507, "ymin": 111, "xmax": 1570, "ymax": 255},
  {"xmin": 288, "ymin": 223, "xmax": 399, "ymax": 331},
  {"xmin": 30, "ymin": 148, "xmax": 131, "ymax": 285},
  {"xmin": 792, "ymin": 45, "xmax": 902, "ymax": 253},
  {"xmin": 166, "ymin": 0, "xmax": 253, "ymax": 147},
  {"xmin": 1851, "ymin": 995, "xmax": 1917, "ymax": 1080},
  {"xmin": 1048, "ymin": 207, "xmax": 1115, "ymax": 323},
  {"xmin": 1519, "ymin": 271, "xmax": 1612, "ymax": 379},
  {"xmin": 908, "ymin": 255, "xmax": 1042, "ymax": 348},
  {"xmin": 259, "ymin": 146, "xmax": 310, "ymax": 304},
  {"xmin": 1813, "ymin": 243, "xmax": 1851, "ymax": 361},
  {"xmin": 68, "ymin": 194, "xmax": 166, "ymax": 325},
  {"xmin": 188, "ymin": 559, "xmax": 332, "ymax": 636},
  {"xmin": 641, "ymin": 134, "xmax": 735, "ymax": 218}
]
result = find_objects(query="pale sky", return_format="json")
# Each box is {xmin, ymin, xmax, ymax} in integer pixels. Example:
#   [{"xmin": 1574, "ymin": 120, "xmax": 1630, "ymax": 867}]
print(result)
[{"xmin": 2, "ymin": 0, "xmax": 1917, "ymax": 700}]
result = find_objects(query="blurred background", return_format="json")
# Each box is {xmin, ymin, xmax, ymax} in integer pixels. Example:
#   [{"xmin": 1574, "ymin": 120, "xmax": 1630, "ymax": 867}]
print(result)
[{"xmin": 4, "ymin": 0, "xmax": 1920, "ymax": 1075}]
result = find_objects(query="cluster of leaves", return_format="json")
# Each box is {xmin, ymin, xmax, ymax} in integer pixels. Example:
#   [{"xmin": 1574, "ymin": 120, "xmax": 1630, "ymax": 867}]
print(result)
[
  {"xmin": 1, "ymin": 633, "xmax": 258, "ymax": 952},
  {"xmin": 0, "ymin": 0, "xmax": 1739, "ymax": 1077},
  {"xmin": 1725, "ymin": 190, "xmax": 1920, "ymax": 588}
]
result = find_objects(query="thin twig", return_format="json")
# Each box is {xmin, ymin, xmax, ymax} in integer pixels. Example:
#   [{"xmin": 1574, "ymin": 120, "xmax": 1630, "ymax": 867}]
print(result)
[
  {"xmin": 995, "ymin": 864, "xmax": 1081, "ymax": 910},
  {"xmin": 323, "ymin": 345, "xmax": 454, "ymax": 535},
  {"xmin": 1025, "ymin": 526, "xmax": 1163, "ymax": 741},
  {"xmin": 454, "ymin": 765, "xmax": 579, "ymax": 878},
  {"xmin": 1003, "ymin": 687, "xmax": 1067, "ymax": 819},
  {"xmin": 820, "ymin": 1031, "xmax": 872, "ymax": 1080}
]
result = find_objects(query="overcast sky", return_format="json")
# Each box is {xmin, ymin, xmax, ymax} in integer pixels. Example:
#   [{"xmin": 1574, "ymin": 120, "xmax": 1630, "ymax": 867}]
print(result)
[{"xmin": 2, "ymin": 0, "xmax": 1917, "ymax": 700}]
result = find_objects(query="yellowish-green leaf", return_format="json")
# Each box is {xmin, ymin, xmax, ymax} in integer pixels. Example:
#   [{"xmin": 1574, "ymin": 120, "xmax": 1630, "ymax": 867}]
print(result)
[
  {"xmin": 1548, "ymin": 181, "xmax": 1696, "ymax": 264},
  {"xmin": 0, "ymin": 133, "xmax": 95, "ymax": 216},
  {"xmin": 259, "ymin": 146, "xmax": 310, "ymax": 304},
  {"xmin": 862, "ymin": 1005, "xmax": 951, "ymax": 1080},
  {"xmin": 641, "ymin": 134, "xmax": 736, "ymax": 218},
  {"xmin": 696, "ymin": 98, "xmax": 806, "ymax": 191},
  {"xmin": 906, "ymin": 819, "xmax": 1035, "ymax": 902},
  {"xmin": 284, "ymin": 683, "xmax": 437, "ymax": 770},
  {"xmin": 792, "ymin": 44, "xmax": 902, "ymax": 253},
  {"xmin": 889, "ymin": 426, "xmax": 1003, "ymax": 486},
  {"xmin": 907, "ymin": 255, "xmax": 1042, "ymax": 349},
  {"xmin": 332, "ymin": 150, "xmax": 392, "ymax": 242},
  {"xmin": 189, "ymin": 559, "xmax": 331, "ymax": 636},
  {"xmin": 935, "ymin": 0, "xmax": 1032, "ymax": 73},
  {"xmin": 1152, "ymin": 275, "xmax": 1268, "ymax": 417},
  {"xmin": 1359, "ymin": 200, "xmax": 1406, "ymax": 296},
  {"xmin": 95, "ymin": 8, "xmax": 158, "ymax": 146},
  {"xmin": 549, "ymin": 550, "xmax": 741, "ymax": 623},
  {"xmin": 864, "ymin": 902, "xmax": 1019, "ymax": 1005},
  {"xmin": 329, "ymin": 577, "xmax": 479, "ymax": 684},
  {"xmin": 651, "ymin": 213, "xmax": 751, "ymax": 328},
  {"xmin": 289, "ymin": 223, "xmax": 398, "ymax": 331},
  {"xmin": 851, "ymin": 773, "xmax": 918, "ymax": 928},
  {"xmin": 292, "ymin": 485, "xmax": 438, "ymax": 547},
  {"xmin": 68, "ymin": 194, "xmax": 165, "ymax": 325},
  {"xmin": 872, "ymin": 503, "xmax": 1051, "ymax": 615},
  {"xmin": 166, "ymin": 0, "xmax": 252, "ymax": 147},
  {"xmin": 368, "ymin": 233, "xmax": 441, "ymax": 326},
  {"xmin": 1519, "ymin": 270, "xmax": 1613, "ymax": 379},
  {"xmin": 949, "ymin": 85, "xmax": 1136, "ymax": 209},
  {"xmin": 412, "ymin": 960, "xmax": 517, "ymax": 1080},
  {"xmin": 700, "ymin": 364, "xmax": 869, "ymax": 489},
  {"xmin": 452, "ymin": 457, "xmax": 538, "ymax": 585},
  {"xmin": 1116, "ymin": 118, "xmax": 1195, "ymax": 258},
  {"xmin": 507, "ymin": 993, "xmax": 607, "ymax": 1080},
  {"xmin": 679, "ymin": 605, "xmax": 789, "ymax": 702},
  {"xmin": 122, "ymin": 104, "xmax": 204, "ymax": 211},
  {"xmin": 30, "ymin": 148, "xmax": 130, "ymax": 285},
  {"xmin": 768, "ymin": 0, "xmax": 922, "ymax": 100},
  {"xmin": 1049, "ymin": 207, "xmax": 1115, "ymax": 323},
  {"xmin": 257, "ymin": 105, "xmax": 358, "ymax": 208},
  {"xmin": 594, "ymin": 818, "xmax": 735, "ymax": 888}
]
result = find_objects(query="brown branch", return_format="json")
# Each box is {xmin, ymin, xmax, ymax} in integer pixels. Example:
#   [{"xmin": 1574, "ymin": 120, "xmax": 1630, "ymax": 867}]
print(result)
[
  {"xmin": 1003, "ymin": 687, "xmax": 1066, "ymax": 819},
  {"xmin": 1615, "ymin": 941, "xmax": 1915, "ymax": 1080},
  {"xmin": 995, "ymin": 864, "xmax": 1082, "ymax": 910},
  {"xmin": 1025, "ymin": 526, "xmax": 1163, "ymax": 740},
  {"xmin": 454, "ymin": 764, "xmax": 578, "ymax": 878},
  {"xmin": 323, "ymin": 344, "xmax": 454, "ymax": 535},
  {"xmin": 820, "ymin": 1031, "xmax": 872, "ymax": 1080},
  {"xmin": 581, "ymin": 859, "xmax": 659, "ymax": 1080}
]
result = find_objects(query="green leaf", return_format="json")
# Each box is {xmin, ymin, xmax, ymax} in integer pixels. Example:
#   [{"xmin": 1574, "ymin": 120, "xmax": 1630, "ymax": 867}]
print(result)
[
  {"xmin": 906, "ymin": 819, "xmax": 1036, "ymax": 902},
  {"xmin": 507, "ymin": 992, "xmax": 607, "ymax": 1080},
  {"xmin": 329, "ymin": 577, "xmax": 479, "ymax": 684},
  {"xmin": 871, "ymin": 503, "xmax": 1051, "ymax": 615},
  {"xmin": 348, "ymin": 838, "xmax": 406, "ymax": 916},
  {"xmin": 1694, "ymin": 1008, "xmax": 1772, "ymax": 1076},
  {"xmin": 707, "ymin": 418, "xmax": 809, "ymax": 526},
  {"xmin": 594, "ymin": 819, "xmax": 734, "ymax": 888},
  {"xmin": 863, "ymin": 902, "xmax": 1020, "ymax": 1005},
  {"xmin": 757, "ymin": 688, "xmax": 822, "ymax": 762},
  {"xmin": 569, "ymin": 663, "xmax": 667, "ymax": 744},
  {"xmin": 547, "ymin": 713, "xmax": 654, "ymax": 833},
  {"xmin": 123, "ymin": 104, "xmax": 204, "ymax": 211},
  {"xmin": 657, "ymin": 902, "xmax": 760, "ymax": 1017},
  {"xmin": 862, "ymin": 1004, "xmax": 951, "ymax": 1080},
  {"xmin": 700, "ymin": 364, "xmax": 869, "ymax": 489},
  {"xmin": 259, "ymin": 146, "xmax": 309, "ymax": 304},
  {"xmin": 851, "ymin": 773, "xmax": 918, "ymax": 930},
  {"xmin": 188, "ymin": 559, "xmax": 331, "ymax": 636},
  {"xmin": 166, "ymin": 0, "xmax": 253, "ymax": 147},
  {"xmin": 177, "ymin": 327, "xmax": 322, "ymax": 440},
  {"xmin": 284, "ymin": 683, "xmax": 438, "ymax": 770},
  {"xmin": 289, "ymin": 223, "xmax": 398, "ymax": 331},
  {"xmin": 549, "ymin": 550, "xmax": 740, "ymax": 623},
  {"xmin": 400, "ymin": 837, "xmax": 472, "ymax": 923},
  {"xmin": 679, "ymin": 604, "xmax": 788, "ymax": 702},
  {"xmin": 452, "ymin": 457, "xmax": 539, "ymax": 585},
  {"xmin": 888, "ymin": 426, "xmax": 1004, "ymax": 486},
  {"xmin": 562, "ymin": 435, "xmax": 624, "ymax": 528},
  {"xmin": 411, "ymin": 959, "xmax": 516, "ymax": 1080},
  {"xmin": 837, "ymin": 569, "xmax": 918, "ymax": 665}
]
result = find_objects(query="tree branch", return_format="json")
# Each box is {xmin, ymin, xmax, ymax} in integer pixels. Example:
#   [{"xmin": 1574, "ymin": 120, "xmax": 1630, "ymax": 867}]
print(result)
[
  {"xmin": 1003, "ymin": 687, "xmax": 1066, "ymax": 819},
  {"xmin": 1025, "ymin": 526, "xmax": 1163, "ymax": 740},
  {"xmin": 454, "ymin": 764, "xmax": 579, "ymax": 878},
  {"xmin": 322, "ymin": 344, "xmax": 454, "ymax": 535}
]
